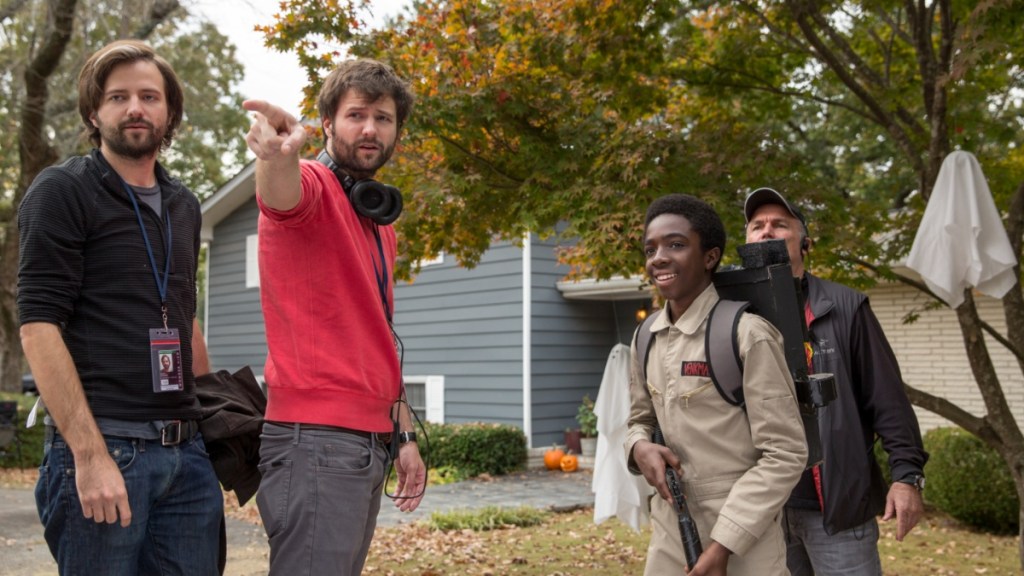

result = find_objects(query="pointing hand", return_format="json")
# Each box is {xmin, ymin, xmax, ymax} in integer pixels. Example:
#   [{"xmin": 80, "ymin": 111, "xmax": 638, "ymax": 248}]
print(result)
[{"xmin": 243, "ymin": 100, "xmax": 307, "ymax": 159}]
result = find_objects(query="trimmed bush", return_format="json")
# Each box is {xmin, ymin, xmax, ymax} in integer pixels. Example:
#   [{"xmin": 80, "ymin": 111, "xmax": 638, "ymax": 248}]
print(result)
[
  {"xmin": 428, "ymin": 505, "xmax": 548, "ymax": 531},
  {"xmin": 924, "ymin": 427, "xmax": 1019, "ymax": 534},
  {"xmin": 420, "ymin": 421, "xmax": 527, "ymax": 480},
  {"xmin": 0, "ymin": 393, "xmax": 45, "ymax": 469},
  {"xmin": 872, "ymin": 439, "xmax": 892, "ymax": 486}
]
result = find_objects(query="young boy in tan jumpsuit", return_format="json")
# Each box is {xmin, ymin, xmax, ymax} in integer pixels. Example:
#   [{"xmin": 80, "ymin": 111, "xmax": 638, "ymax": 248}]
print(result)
[{"xmin": 627, "ymin": 194, "xmax": 807, "ymax": 575}]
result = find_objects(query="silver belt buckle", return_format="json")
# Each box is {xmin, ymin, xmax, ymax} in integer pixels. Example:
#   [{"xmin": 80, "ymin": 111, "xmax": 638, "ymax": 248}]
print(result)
[{"xmin": 161, "ymin": 420, "xmax": 183, "ymax": 446}]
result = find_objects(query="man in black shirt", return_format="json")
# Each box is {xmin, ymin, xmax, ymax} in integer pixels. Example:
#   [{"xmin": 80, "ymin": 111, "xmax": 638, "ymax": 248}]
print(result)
[
  {"xmin": 18, "ymin": 40, "xmax": 219, "ymax": 575},
  {"xmin": 744, "ymin": 187, "xmax": 927, "ymax": 576}
]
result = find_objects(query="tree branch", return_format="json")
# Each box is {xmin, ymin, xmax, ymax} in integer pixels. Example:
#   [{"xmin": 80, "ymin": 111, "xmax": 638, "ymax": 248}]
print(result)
[
  {"xmin": 871, "ymin": 3, "xmax": 914, "ymax": 46},
  {"xmin": 18, "ymin": 0, "xmax": 78, "ymax": 199},
  {"xmin": 903, "ymin": 382, "xmax": 997, "ymax": 444},
  {"xmin": 435, "ymin": 133, "xmax": 525, "ymax": 186},
  {"xmin": 132, "ymin": 0, "xmax": 180, "ymax": 39},
  {"xmin": 679, "ymin": 61, "xmax": 877, "ymax": 123},
  {"xmin": 843, "ymin": 255, "xmax": 1024, "ymax": 365},
  {"xmin": 784, "ymin": 1, "xmax": 925, "ymax": 181},
  {"xmin": 956, "ymin": 290, "xmax": 1024, "ymax": 446},
  {"xmin": 1002, "ymin": 179, "xmax": 1024, "ymax": 376},
  {"xmin": 0, "ymin": 0, "xmax": 27, "ymax": 22}
]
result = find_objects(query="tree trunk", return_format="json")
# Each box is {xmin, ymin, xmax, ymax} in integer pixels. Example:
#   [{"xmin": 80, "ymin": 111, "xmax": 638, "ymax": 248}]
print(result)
[
  {"xmin": 0, "ymin": 235, "xmax": 22, "ymax": 393},
  {"xmin": 1005, "ymin": 454, "xmax": 1024, "ymax": 573},
  {"xmin": 4, "ymin": 0, "xmax": 77, "ymax": 391},
  {"xmin": 3, "ymin": 0, "xmax": 178, "ymax": 392}
]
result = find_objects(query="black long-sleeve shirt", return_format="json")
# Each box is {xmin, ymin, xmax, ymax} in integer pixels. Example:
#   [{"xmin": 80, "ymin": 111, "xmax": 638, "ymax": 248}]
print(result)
[{"xmin": 18, "ymin": 149, "xmax": 202, "ymax": 420}]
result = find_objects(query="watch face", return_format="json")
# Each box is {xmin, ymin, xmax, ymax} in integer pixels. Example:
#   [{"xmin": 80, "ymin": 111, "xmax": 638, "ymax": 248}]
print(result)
[{"xmin": 903, "ymin": 474, "xmax": 925, "ymax": 491}]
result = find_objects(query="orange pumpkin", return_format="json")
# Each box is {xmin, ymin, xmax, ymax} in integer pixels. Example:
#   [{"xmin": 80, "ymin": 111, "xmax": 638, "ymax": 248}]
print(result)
[
  {"xmin": 560, "ymin": 452, "xmax": 579, "ymax": 473},
  {"xmin": 544, "ymin": 446, "xmax": 566, "ymax": 470}
]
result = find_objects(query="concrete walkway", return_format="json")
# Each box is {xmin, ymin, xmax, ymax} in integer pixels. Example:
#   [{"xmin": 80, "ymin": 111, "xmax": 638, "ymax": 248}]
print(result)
[{"xmin": 0, "ymin": 469, "xmax": 595, "ymax": 576}]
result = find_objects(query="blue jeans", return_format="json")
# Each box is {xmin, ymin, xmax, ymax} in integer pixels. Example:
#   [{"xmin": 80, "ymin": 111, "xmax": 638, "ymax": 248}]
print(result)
[
  {"xmin": 35, "ymin": 432, "xmax": 223, "ymax": 576},
  {"xmin": 784, "ymin": 506, "xmax": 883, "ymax": 576}
]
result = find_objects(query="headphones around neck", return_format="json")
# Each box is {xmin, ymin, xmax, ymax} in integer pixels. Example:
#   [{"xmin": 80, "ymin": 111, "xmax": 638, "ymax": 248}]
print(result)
[{"xmin": 317, "ymin": 151, "xmax": 403, "ymax": 225}]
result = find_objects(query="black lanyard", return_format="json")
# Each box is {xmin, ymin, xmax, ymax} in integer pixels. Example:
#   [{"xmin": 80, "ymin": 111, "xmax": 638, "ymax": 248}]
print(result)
[
  {"xmin": 371, "ymin": 225, "xmax": 392, "ymax": 322},
  {"xmin": 123, "ymin": 181, "xmax": 173, "ymax": 328}
]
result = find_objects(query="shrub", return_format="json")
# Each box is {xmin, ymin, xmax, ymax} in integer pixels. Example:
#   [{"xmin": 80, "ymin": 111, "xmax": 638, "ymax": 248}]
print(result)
[
  {"xmin": 872, "ymin": 438, "xmax": 892, "ymax": 486},
  {"xmin": 0, "ymin": 393, "xmax": 45, "ymax": 469},
  {"xmin": 924, "ymin": 427, "xmax": 1019, "ymax": 534},
  {"xmin": 428, "ymin": 505, "xmax": 548, "ymax": 531},
  {"xmin": 576, "ymin": 395, "xmax": 598, "ymax": 438},
  {"xmin": 420, "ymin": 421, "xmax": 527, "ymax": 480}
]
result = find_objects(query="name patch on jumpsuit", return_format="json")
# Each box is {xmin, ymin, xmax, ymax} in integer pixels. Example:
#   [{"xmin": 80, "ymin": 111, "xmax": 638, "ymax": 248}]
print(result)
[{"xmin": 681, "ymin": 361, "xmax": 709, "ymax": 377}]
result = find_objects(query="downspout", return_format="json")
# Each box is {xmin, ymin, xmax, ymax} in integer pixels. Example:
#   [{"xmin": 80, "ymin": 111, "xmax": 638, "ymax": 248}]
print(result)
[
  {"xmin": 202, "ymin": 243, "xmax": 210, "ymax": 342},
  {"xmin": 522, "ymin": 232, "xmax": 532, "ymax": 449}
]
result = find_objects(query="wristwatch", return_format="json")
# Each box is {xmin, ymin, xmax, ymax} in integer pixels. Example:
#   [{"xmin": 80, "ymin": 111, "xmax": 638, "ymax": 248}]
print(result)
[
  {"xmin": 398, "ymin": 431, "xmax": 417, "ymax": 445},
  {"xmin": 897, "ymin": 473, "xmax": 925, "ymax": 492}
]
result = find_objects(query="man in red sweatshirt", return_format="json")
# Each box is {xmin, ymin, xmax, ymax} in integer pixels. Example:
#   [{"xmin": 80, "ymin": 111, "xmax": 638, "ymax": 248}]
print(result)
[{"xmin": 243, "ymin": 59, "xmax": 425, "ymax": 576}]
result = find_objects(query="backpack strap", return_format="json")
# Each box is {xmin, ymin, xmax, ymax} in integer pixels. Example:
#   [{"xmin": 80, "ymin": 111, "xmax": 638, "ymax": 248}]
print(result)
[
  {"xmin": 635, "ymin": 301, "xmax": 749, "ymax": 409},
  {"xmin": 634, "ymin": 309, "xmax": 662, "ymax": 383},
  {"xmin": 705, "ymin": 300, "xmax": 749, "ymax": 408}
]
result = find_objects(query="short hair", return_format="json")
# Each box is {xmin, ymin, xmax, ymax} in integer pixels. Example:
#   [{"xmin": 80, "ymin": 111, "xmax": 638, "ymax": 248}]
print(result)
[
  {"xmin": 77, "ymin": 40, "xmax": 184, "ymax": 149},
  {"xmin": 317, "ymin": 59, "xmax": 415, "ymax": 131},
  {"xmin": 644, "ymin": 194, "xmax": 727, "ymax": 271}
]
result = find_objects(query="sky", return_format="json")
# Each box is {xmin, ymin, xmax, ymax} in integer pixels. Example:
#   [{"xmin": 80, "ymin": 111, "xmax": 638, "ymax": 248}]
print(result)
[{"xmin": 191, "ymin": 0, "xmax": 409, "ymax": 119}]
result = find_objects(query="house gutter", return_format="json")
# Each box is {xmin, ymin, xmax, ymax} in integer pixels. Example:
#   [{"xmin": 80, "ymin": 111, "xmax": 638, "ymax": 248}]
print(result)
[
  {"xmin": 556, "ymin": 276, "xmax": 648, "ymax": 301},
  {"xmin": 522, "ymin": 232, "xmax": 532, "ymax": 448},
  {"xmin": 202, "ymin": 244, "xmax": 210, "ymax": 341}
]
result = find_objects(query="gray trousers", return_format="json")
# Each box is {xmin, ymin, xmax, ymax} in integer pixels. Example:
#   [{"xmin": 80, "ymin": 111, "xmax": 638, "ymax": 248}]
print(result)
[
  {"xmin": 257, "ymin": 422, "xmax": 390, "ymax": 576},
  {"xmin": 784, "ymin": 507, "xmax": 883, "ymax": 576}
]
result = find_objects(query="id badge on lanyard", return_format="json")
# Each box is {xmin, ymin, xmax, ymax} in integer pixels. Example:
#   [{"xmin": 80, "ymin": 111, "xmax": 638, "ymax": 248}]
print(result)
[
  {"xmin": 124, "ymin": 179, "xmax": 183, "ymax": 392},
  {"xmin": 151, "ymin": 328, "xmax": 183, "ymax": 392}
]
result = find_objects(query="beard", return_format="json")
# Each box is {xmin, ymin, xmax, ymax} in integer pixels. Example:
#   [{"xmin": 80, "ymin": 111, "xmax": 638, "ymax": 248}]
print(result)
[
  {"xmin": 328, "ymin": 126, "xmax": 396, "ymax": 181},
  {"xmin": 99, "ymin": 117, "xmax": 166, "ymax": 160}
]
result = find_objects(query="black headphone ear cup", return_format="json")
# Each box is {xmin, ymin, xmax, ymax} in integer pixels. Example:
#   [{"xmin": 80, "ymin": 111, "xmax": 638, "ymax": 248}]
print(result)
[
  {"xmin": 801, "ymin": 237, "xmax": 810, "ymax": 252},
  {"xmin": 350, "ymin": 180, "xmax": 404, "ymax": 225}
]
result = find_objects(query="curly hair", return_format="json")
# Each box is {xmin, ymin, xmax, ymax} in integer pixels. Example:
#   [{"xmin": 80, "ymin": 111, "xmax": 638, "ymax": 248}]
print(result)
[
  {"xmin": 644, "ymin": 194, "xmax": 726, "ymax": 270},
  {"xmin": 317, "ymin": 59, "xmax": 415, "ymax": 131},
  {"xmin": 77, "ymin": 40, "xmax": 184, "ymax": 149}
]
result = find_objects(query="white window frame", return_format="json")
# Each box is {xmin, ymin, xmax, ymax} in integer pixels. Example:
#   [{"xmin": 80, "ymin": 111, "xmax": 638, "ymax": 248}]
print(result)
[
  {"xmin": 417, "ymin": 252, "xmax": 444, "ymax": 268},
  {"xmin": 245, "ymin": 234, "xmax": 260, "ymax": 288},
  {"xmin": 403, "ymin": 375, "xmax": 445, "ymax": 423}
]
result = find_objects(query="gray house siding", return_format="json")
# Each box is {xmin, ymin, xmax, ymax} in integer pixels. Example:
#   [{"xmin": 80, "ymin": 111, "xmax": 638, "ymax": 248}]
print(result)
[
  {"xmin": 394, "ymin": 242, "xmax": 526, "ymax": 427},
  {"xmin": 202, "ymin": 175, "xmax": 635, "ymax": 448},
  {"xmin": 394, "ymin": 236, "xmax": 630, "ymax": 447},
  {"xmin": 529, "ymin": 238, "xmax": 620, "ymax": 446},
  {"xmin": 206, "ymin": 197, "xmax": 267, "ymax": 374}
]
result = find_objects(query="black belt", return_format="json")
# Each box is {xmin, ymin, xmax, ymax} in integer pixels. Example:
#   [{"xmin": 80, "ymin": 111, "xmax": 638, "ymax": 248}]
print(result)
[
  {"xmin": 45, "ymin": 420, "xmax": 200, "ymax": 447},
  {"xmin": 159, "ymin": 420, "xmax": 200, "ymax": 446},
  {"xmin": 288, "ymin": 422, "xmax": 392, "ymax": 444}
]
